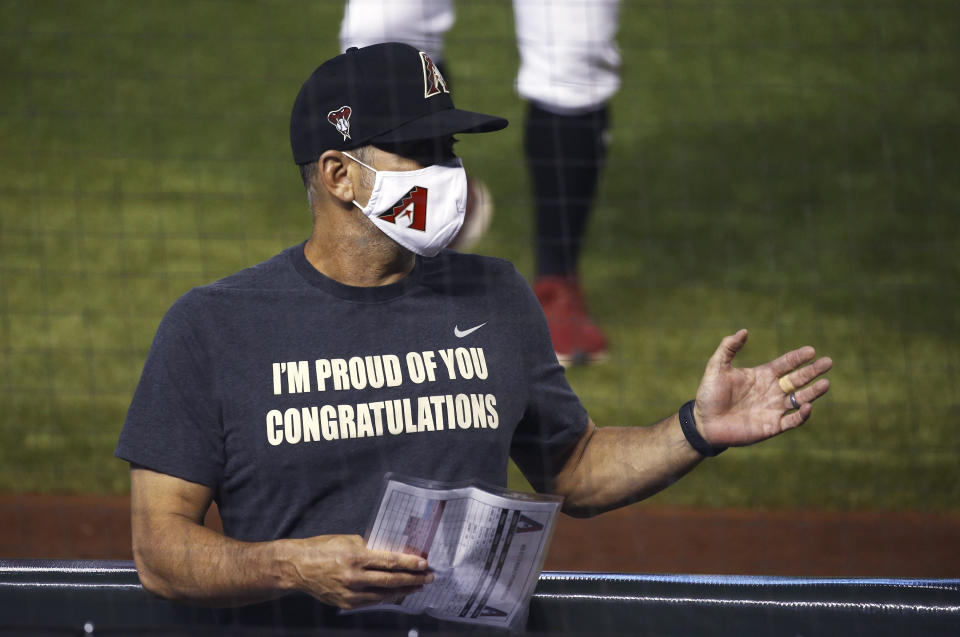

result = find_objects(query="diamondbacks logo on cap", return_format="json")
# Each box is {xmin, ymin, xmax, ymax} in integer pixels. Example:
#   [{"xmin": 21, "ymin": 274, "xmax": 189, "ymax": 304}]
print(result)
[
  {"xmin": 420, "ymin": 52, "xmax": 449, "ymax": 98},
  {"xmin": 378, "ymin": 186, "xmax": 428, "ymax": 231},
  {"xmin": 327, "ymin": 106, "xmax": 352, "ymax": 141}
]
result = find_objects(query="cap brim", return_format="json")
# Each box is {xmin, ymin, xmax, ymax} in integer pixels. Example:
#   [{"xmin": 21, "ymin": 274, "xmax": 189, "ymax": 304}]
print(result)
[{"xmin": 369, "ymin": 108, "xmax": 508, "ymax": 144}]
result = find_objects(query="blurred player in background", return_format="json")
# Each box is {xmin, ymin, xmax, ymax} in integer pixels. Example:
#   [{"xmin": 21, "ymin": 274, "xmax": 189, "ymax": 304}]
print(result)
[{"xmin": 341, "ymin": 0, "xmax": 620, "ymax": 365}]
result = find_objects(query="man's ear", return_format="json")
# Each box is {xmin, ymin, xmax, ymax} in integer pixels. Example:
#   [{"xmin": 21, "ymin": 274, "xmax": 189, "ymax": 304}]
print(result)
[{"xmin": 318, "ymin": 150, "xmax": 356, "ymax": 204}]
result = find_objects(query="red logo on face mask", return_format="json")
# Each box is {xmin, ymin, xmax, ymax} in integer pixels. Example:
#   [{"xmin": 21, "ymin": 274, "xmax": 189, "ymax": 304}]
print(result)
[{"xmin": 377, "ymin": 186, "xmax": 428, "ymax": 231}]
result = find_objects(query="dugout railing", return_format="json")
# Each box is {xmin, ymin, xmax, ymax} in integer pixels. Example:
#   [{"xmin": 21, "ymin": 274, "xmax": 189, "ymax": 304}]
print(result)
[{"xmin": 0, "ymin": 559, "xmax": 957, "ymax": 636}]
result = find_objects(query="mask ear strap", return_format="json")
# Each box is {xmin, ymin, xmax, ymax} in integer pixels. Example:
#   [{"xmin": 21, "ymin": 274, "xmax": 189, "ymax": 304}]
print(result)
[
  {"xmin": 341, "ymin": 152, "xmax": 375, "ymax": 211},
  {"xmin": 342, "ymin": 151, "xmax": 376, "ymax": 174},
  {"xmin": 343, "ymin": 152, "xmax": 374, "ymax": 212}
]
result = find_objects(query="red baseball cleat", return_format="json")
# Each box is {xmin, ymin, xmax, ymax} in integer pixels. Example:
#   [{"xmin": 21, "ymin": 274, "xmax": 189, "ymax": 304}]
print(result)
[{"xmin": 533, "ymin": 275, "xmax": 608, "ymax": 366}]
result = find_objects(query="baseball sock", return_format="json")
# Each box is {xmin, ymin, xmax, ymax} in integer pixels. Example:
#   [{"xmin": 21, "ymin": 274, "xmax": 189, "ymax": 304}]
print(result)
[{"xmin": 524, "ymin": 102, "xmax": 609, "ymax": 278}]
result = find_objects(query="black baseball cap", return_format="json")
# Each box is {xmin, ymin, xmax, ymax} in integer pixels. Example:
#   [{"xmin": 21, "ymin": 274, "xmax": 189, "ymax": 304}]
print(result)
[{"xmin": 290, "ymin": 42, "xmax": 508, "ymax": 165}]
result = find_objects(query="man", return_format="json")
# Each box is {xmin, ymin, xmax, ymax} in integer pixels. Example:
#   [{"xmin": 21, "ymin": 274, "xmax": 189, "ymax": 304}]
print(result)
[
  {"xmin": 115, "ymin": 43, "xmax": 832, "ymax": 612},
  {"xmin": 340, "ymin": 0, "xmax": 620, "ymax": 364}
]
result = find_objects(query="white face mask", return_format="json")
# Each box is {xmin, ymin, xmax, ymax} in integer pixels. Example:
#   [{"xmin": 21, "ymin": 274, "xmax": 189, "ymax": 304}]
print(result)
[{"xmin": 344, "ymin": 152, "xmax": 467, "ymax": 257}]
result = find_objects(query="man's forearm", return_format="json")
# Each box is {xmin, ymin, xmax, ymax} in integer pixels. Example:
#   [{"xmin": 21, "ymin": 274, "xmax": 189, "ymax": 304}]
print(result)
[
  {"xmin": 129, "ymin": 467, "xmax": 433, "ymax": 609},
  {"xmin": 133, "ymin": 512, "xmax": 297, "ymax": 606},
  {"xmin": 554, "ymin": 415, "xmax": 703, "ymax": 517}
]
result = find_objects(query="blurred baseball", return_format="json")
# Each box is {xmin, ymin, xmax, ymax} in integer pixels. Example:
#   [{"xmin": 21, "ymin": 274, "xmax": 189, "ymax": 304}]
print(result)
[{"xmin": 450, "ymin": 176, "xmax": 494, "ymax": 251}]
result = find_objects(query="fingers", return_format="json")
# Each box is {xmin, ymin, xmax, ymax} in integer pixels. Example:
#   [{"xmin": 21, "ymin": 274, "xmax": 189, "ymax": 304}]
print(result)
[
  {"xmin": 345, "ymin": 545, "xmax": 433, "ymax": 590},
  {"xmin": 333, "ymin": 536, "xmax": 430, "ymax": 575},
  {"xmin": 780, "ymin": 402, "xmax": 814, "ymax": 430},
  {"xmin": 770, "ymin": 350, "xmax": 831, "ymax": 431},
  {"xmin": 353, "ymin": 563, "xmax": 435, "ymax": 590},
  {"xmin": 777, "ymin": 355, "xmax": 833, "ymax": 396},
  {"xmin": 769, "ymin": 346, "xmax": 818, "ymax": 377},
  {"xmin": 338, "ymin": 556, "xmax": 434, "ymax": 610},
  {"xmin": 328, "ymin": 566, "xmax": 432, "ymax": 610},
  {"xmin": 707, "ymin": 329, "xmax": 748, "ymax": 371},
  {"xmin": 344, "ymin": 585, "xmax": 428, "ymax": 609},
  {"xmin": 296, "ymin": 535, "xmax": 435, "ymax": 610},
  {"xmin": 361, "ymin": 548, "xmax": 428, "ymax": 573},
  {"xmin": 783, "ymin": 378, "xmax": 831, "ymax": 410}
]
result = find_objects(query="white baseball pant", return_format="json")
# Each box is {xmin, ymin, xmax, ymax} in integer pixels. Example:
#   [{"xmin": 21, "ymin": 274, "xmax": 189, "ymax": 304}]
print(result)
[{"xmin": 339, "ymin": 0, "xmax": 621, "ymax": 115}]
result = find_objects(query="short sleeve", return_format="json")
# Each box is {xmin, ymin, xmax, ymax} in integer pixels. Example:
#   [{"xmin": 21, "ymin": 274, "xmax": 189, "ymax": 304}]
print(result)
[
  {"xmin": 115, "ymin": 292, "xmax": 224, "ymax": 487},
  {"xmin": 509, "ymin": 278, "xmax": 589, "ymax": 493}
]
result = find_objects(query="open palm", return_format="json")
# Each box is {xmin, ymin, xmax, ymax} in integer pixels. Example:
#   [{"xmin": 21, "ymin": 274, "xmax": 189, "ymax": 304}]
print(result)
[{"xmin": 693, "ymin": 329, "xmax": 833, "ymax": 448}]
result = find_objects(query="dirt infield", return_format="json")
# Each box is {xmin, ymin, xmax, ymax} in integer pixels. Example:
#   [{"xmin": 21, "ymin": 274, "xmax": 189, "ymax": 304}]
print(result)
[{"xmin": 2, "ymin": 494, "xmax": 958, "ymax": 578}]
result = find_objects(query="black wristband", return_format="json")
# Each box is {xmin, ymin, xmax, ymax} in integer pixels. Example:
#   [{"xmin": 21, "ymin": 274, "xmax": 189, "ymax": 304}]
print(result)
[{"xmin": 679, "ymin": 400, "xmax": 727, "ymax": 457}]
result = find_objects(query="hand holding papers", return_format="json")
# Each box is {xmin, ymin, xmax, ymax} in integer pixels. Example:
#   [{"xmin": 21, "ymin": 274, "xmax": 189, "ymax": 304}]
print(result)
[{"xmin": 350, "ymin": 474, "xmax": 562, "ymax": 629}]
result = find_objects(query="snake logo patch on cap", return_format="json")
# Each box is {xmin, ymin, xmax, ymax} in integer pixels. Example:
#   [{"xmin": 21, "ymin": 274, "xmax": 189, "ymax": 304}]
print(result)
[{"xmin": 327, "ymin": 105, "xmax": 353, "ymax": 141}]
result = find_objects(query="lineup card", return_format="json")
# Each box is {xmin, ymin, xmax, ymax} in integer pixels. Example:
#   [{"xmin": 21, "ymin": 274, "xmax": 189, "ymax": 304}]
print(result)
[{"xmin": 351, "ymin": 475, "xmax": 562, "ymax": 629}]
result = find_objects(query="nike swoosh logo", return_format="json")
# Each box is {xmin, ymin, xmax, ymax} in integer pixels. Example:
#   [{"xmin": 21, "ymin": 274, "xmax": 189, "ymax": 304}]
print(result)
[{"xmin": 454, "ymin": 323, "xmax": 487, "ymax": 338}]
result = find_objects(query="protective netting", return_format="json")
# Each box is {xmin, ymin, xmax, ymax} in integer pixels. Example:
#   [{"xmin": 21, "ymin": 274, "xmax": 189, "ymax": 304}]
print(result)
[{"xmin": 0, "ymin": 0, "xmax": 957, "ymax": 565}]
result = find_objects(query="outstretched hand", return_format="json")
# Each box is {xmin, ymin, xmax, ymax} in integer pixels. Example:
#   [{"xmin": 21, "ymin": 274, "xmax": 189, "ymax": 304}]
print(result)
[{"xmin": 693, "ymin": 329, "xmax": 833, "ymax": 448}]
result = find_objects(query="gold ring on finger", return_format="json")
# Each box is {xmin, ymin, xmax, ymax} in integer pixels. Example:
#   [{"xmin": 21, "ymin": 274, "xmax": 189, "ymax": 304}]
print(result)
[{"xmin": 778, "ymin": 375, "xmax": 797, "ymax": 393}]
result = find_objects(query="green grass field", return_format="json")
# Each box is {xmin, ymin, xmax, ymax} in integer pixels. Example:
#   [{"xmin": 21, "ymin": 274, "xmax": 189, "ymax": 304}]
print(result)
[{"xmin": 1, "ymin": 0, "xmax": 957, "ymax": 510}]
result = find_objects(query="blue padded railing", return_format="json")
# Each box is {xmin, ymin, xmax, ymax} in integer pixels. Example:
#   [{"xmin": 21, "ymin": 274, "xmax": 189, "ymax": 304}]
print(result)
[{"xmin": 0, "ymin": 559, "xmax": 957, "ymax": 635}]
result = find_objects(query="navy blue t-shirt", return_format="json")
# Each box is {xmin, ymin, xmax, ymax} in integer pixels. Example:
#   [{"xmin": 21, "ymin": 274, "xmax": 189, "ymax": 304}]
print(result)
[{"xmin": 115, "ymin": 244, "xmax": 588, "ymax": 542}]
